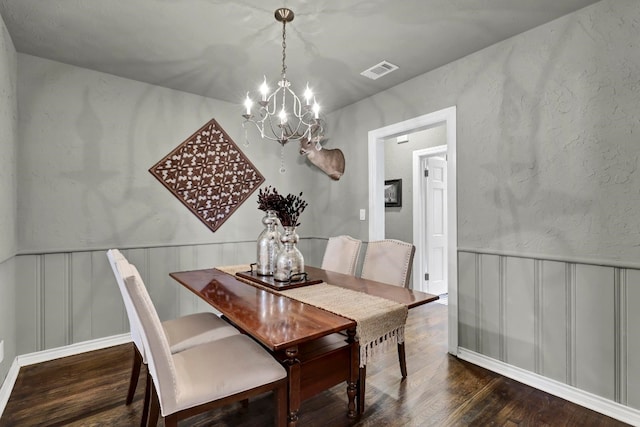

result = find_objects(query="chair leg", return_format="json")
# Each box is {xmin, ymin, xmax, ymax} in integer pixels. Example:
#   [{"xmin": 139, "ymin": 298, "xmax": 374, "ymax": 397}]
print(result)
[
  {"xmin": 398, "ymin": 342, "xmax": 407, "ymax": 378},
  {"xmin": 140, "ymin": 372, "xmax": 151, "ymax": 427},
  {"xmin": 147, "ymin": 383, "xmax": 160, "ymax": 427},
  {"xmin": 164, "ymin": 414, "xmax": 178, "ymax": 427},
  {"xmin": 275, "ymin": 383, "xmax": 287, "ymax": 427},
  {"xmin": 127, "ymin": 346, "xmax": 143, "ymax": 405}
]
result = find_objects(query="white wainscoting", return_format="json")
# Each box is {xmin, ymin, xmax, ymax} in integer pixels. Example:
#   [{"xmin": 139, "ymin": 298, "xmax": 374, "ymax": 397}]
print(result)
[
  {"xmin": 458, "ymin": 348, "xmax": 640, "ymax": 426},
  {"xmin": 13, "ymin": 239, "xmax": 327, "ymax": 356},
  {"xmin": 458, "ymin": 249, "xmax": 640, "ymax": 413}
]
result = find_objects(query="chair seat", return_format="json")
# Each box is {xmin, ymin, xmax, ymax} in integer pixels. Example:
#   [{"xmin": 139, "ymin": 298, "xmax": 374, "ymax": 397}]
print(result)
[
  {"xmin": 171, "ymin": 334, "xmax": 287, "ymax": 414},
  {"xmin": 163, "ymin": 312, "xmax": 239, "ymax": 354}
]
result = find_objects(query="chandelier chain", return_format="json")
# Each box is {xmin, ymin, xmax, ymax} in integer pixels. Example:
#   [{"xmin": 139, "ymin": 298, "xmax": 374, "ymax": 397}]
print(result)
[{"xmin": 281, "ymin": 20, "xmax": 287, "ymax": 78}]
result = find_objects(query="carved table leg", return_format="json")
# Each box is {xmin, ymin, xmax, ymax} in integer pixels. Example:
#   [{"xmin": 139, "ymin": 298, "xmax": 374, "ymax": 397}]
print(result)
[
  {"xmin": 284, "ymin": 346, "xmax": 300, "ymax": 427},
  {"xmin": 346, "ymin": 328, "xmax": 358, "ymax": 419},
  {"xmin": 358, "ymin": 365, "xmax": 366, "ymax": 416}
]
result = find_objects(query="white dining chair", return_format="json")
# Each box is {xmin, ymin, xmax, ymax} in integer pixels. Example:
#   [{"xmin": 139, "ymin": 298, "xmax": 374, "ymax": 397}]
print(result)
[
  {"xmin": 360, "ymin": 239, "xmax": 415, "ymax": 288},
  {"xmin": 360, "ymin": 239, "xmax": 415, "ymax": 378},
  {"xmin": 321, "ymin": 235, "xmax": 362, "ymax": 276},
  {"xmin": 121, "ymin": 262, "xmax": 288, "ymax": 427},
  {"xmin": 106, "ymin": 249, "xmax": 240, "ymax": 426}
]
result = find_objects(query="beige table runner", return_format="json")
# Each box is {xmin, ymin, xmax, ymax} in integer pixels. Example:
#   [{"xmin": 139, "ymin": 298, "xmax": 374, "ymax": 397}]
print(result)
[{"xmin": 216, "ymin": 265, "xmax": 408, "ymax": 367}]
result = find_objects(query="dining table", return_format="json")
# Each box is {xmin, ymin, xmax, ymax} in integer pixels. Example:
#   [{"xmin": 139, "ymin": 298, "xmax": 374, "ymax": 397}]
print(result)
[{"xmin": 170, "ymin": 265, "xmax": 438, "ymax": 427}]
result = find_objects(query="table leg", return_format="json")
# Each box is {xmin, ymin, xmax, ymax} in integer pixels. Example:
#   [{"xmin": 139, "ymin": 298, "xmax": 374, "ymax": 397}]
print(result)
[
  {"xmin": 358, "ymin": 365, "xmax": 366, "ymax": 416},
  {"xmin": 284, "ymin": 346, "xmax": 300, "ymax": 427},
  {"xmin": 346, "ymin": 328, "xmax": 358, "ymax": 419}
]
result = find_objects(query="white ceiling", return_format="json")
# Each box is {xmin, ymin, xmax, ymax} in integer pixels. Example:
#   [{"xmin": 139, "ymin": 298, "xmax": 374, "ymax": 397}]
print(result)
[{"xmin": 0, "ymin": 0, "xmax": 601, "ymax": 113}]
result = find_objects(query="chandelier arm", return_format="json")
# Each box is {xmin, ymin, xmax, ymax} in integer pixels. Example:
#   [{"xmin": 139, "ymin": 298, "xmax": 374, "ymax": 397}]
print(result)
[
  {"xmin": 264, "ymin": 85, "xmax": 283, "ymax": 115},
  {"xmin": 243, "ymin": 119, "xmax": 270, "ymax": 140},
  {"xmin": 286, "ymin": 85, "xmax": 304, "ymax": 119}
]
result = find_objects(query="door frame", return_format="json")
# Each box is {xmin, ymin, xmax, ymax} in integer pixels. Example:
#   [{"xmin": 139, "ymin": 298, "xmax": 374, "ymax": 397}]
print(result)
[
  {"xmin": 412, "ymin": 145, "xmax": 447, "ymax": 293},
  {"xmin": 368, "ymin": 106, "xmax": 458, "ymax": 355}
]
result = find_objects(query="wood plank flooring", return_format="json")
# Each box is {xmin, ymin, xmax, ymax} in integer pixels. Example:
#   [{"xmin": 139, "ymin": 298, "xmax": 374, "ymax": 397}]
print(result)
[{"xmin": 0, "ymin": 302, "xmax": 629, "ymax": 426}]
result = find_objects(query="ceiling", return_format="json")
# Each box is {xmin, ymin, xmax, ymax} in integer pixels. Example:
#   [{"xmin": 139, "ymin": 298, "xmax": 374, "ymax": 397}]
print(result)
[{"xmin": 0, "ymin": 0, "xmax": 601, "ymax": 113}]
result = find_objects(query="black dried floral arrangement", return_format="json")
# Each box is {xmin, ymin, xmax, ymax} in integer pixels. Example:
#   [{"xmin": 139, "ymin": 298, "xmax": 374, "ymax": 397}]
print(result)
[
  {"xmin": 257, "ymin": 186, "xmax": 284, "ymax": 212},
  {"xmin": 278, "ymin": 192, "xmax": 308, "ymax": 227},
  {"xmin": 257, "ymin": 186, "xmax": 308, "ymax": 227}
]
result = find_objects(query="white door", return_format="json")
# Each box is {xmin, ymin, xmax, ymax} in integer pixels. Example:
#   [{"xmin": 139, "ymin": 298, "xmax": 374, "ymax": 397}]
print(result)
[{"xmin": 425, "ymin": 156, "xmax": 447, "ymax": 295}]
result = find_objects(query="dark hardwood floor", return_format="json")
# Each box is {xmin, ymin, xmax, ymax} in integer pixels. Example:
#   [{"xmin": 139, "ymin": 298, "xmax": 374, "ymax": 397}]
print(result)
[{"xmin": 0, "ymin": 302, "xmax": 628, "ymax": 426}]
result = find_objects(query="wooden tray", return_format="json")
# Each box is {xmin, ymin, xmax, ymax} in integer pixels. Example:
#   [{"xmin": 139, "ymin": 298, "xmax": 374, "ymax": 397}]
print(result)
[{"xmin": 236, "ymin": 267, "xmax": 322, "ymax": 291}]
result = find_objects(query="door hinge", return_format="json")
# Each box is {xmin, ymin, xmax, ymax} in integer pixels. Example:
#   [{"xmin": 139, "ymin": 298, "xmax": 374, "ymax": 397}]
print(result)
[
  {"xmin": 425, "ymin": 273, "xmax": 429, "ymax": 281},
  {"xmin": 424, "ymin": 169, "xmax": 429, "ymax": 177}
]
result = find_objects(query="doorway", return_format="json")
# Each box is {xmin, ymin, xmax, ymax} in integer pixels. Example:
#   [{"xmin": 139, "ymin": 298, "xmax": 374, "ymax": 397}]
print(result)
[
  {"xmin": 368, "ymin": 106, "xmax": 458, "ymax": 355},
  {"xmin": 413, "ymin": 145, "xmax": 448, "ymax": 296}
]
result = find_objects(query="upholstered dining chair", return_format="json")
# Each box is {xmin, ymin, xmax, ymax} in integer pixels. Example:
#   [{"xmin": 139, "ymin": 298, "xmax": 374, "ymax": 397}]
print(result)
[
  {"xmin": 106, "ymin": 249, "xmax": 240, "ymax": 426},
  {"xmin": 360, "ymin": 239, "xmax": 416, "ymax": 378},
  {"xmin": 321, "ymin": 235, "xmax": 362, "ymax": 276},
  {"xmin": 121, "ymin": 262, "xmax": 288, "ymax": 427}
]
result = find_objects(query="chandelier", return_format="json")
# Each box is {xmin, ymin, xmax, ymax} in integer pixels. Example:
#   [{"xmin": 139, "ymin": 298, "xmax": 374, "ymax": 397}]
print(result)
[{"xmin": 242, "ymin": 8, "xmax": 325, "ymax": 174}]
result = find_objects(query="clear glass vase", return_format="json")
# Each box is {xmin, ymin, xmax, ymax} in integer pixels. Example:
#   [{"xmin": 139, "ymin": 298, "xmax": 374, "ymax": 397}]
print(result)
[
  {"xmin": 274, "ymin": 226, "xmax": 305, "ymax": 282},
  {"xmin": 256, "ymin": 210, "xmax": 281, "ymax": 276}
]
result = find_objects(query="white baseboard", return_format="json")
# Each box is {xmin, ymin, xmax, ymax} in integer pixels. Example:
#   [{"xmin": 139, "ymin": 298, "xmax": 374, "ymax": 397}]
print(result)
[
  {"xmin": 457, "ymin": 348, "xmax": 640, "ymax": 426},
  {"xmin": 0, "ymin": 358, "xmax": 20, "ymax": 418},
  {"xmin": 16, "ymin": 333, "xmax": 131, "ymax": 367},
  {"xmin": 0, "ymin": 333, "xmax": 131, "ymax": 419}
]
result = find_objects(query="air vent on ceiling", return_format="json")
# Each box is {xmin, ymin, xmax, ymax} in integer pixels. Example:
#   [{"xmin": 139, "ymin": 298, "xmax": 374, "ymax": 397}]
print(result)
[{"xmin": 360, "ymin": 60, "xmax": 399, "ymax": 80}]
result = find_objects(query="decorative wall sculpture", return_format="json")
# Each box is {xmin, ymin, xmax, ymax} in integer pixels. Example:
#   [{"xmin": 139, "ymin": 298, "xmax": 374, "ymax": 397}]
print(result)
[
  {"xmin": 149, "ymin": 118, "xmax": 265, "ymax": 232},
  {"xmin": 299, "ymin": 136, "xmax": 345, "ymax": 181}
]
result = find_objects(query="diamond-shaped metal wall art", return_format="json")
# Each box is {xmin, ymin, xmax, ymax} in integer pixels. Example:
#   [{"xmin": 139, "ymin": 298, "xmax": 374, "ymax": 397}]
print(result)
[{"xmin": 149, "ymin": 118, "xmax": 265, "ymax": 232}]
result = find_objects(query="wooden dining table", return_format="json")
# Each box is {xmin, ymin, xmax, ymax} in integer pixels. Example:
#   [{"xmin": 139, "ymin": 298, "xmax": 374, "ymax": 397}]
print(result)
[{"xmin": 170, "ymin": 265, "xmax": 438, "ymax": 427}]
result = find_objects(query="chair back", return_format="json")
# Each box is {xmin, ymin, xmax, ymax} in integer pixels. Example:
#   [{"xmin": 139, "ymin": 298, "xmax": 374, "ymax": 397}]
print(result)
[
  {"xmin": 360, "ymin": 239, "xmax": 415, "ymax": 288},
  {"xmin": 107, "ymin": 249, "xmax": 146, "ymax": 362},
  {"xmin": 321, "ymin": 235, "xmax": 362, "ymax": 276},
  {"xmin": 122, "ymin": 263, "xmax": 179, "ymax": 416}
]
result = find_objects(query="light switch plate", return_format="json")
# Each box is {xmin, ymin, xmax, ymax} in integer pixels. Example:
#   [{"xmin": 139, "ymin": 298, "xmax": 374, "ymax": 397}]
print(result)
[
  {"xmin": 359, "ymin": 209, "xmax": 366, "ymax": 221},
  {"xmin": 0, "ymin": 340, "xmax": 4, "ymax": 363}
]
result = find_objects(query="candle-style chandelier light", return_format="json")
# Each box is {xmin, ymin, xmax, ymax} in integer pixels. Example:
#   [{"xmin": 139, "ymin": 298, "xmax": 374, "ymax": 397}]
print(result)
[{"xmin": 242, "ymin": 7, "xmax": 325, "ymax": 174}]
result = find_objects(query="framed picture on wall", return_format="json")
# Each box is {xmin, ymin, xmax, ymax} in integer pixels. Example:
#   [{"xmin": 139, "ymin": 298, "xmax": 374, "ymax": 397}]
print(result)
[{"xmin": 384, "ymin": 179, "xmax": 402, "ymax": 207}]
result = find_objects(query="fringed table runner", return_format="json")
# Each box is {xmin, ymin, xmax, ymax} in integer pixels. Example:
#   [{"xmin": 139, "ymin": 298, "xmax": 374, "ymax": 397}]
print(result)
[{"xmin": 216, "ymin": 265, "xmax": 408, "ymax": 367}]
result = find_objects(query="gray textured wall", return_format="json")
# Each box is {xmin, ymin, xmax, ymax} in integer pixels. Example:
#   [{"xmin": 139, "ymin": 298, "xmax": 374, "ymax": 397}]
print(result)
[
  {"xmin": 328, "ymin": 0, "xmax": 640, "ymax": 263},
  {"xmin": 0, "ymin": 11, "xmax": 16, "ymax": 262},
  {"xmin": 16, "ymin": 54, "xmax": 326, "ymax": 253},
  {"xmin": 5, "ymin": 0, "xmax": 640, "ymax": 416},
  {"xmin": 384, "ymin": 126, "xmax": 446, "ymax": 244},
  {"xmin": 0, "ymin": 12, "xmax": 17, "ymax": 384},
  {"xmin": 325, "ymin": 0, "xmax": 640, "ymax": 411}
]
